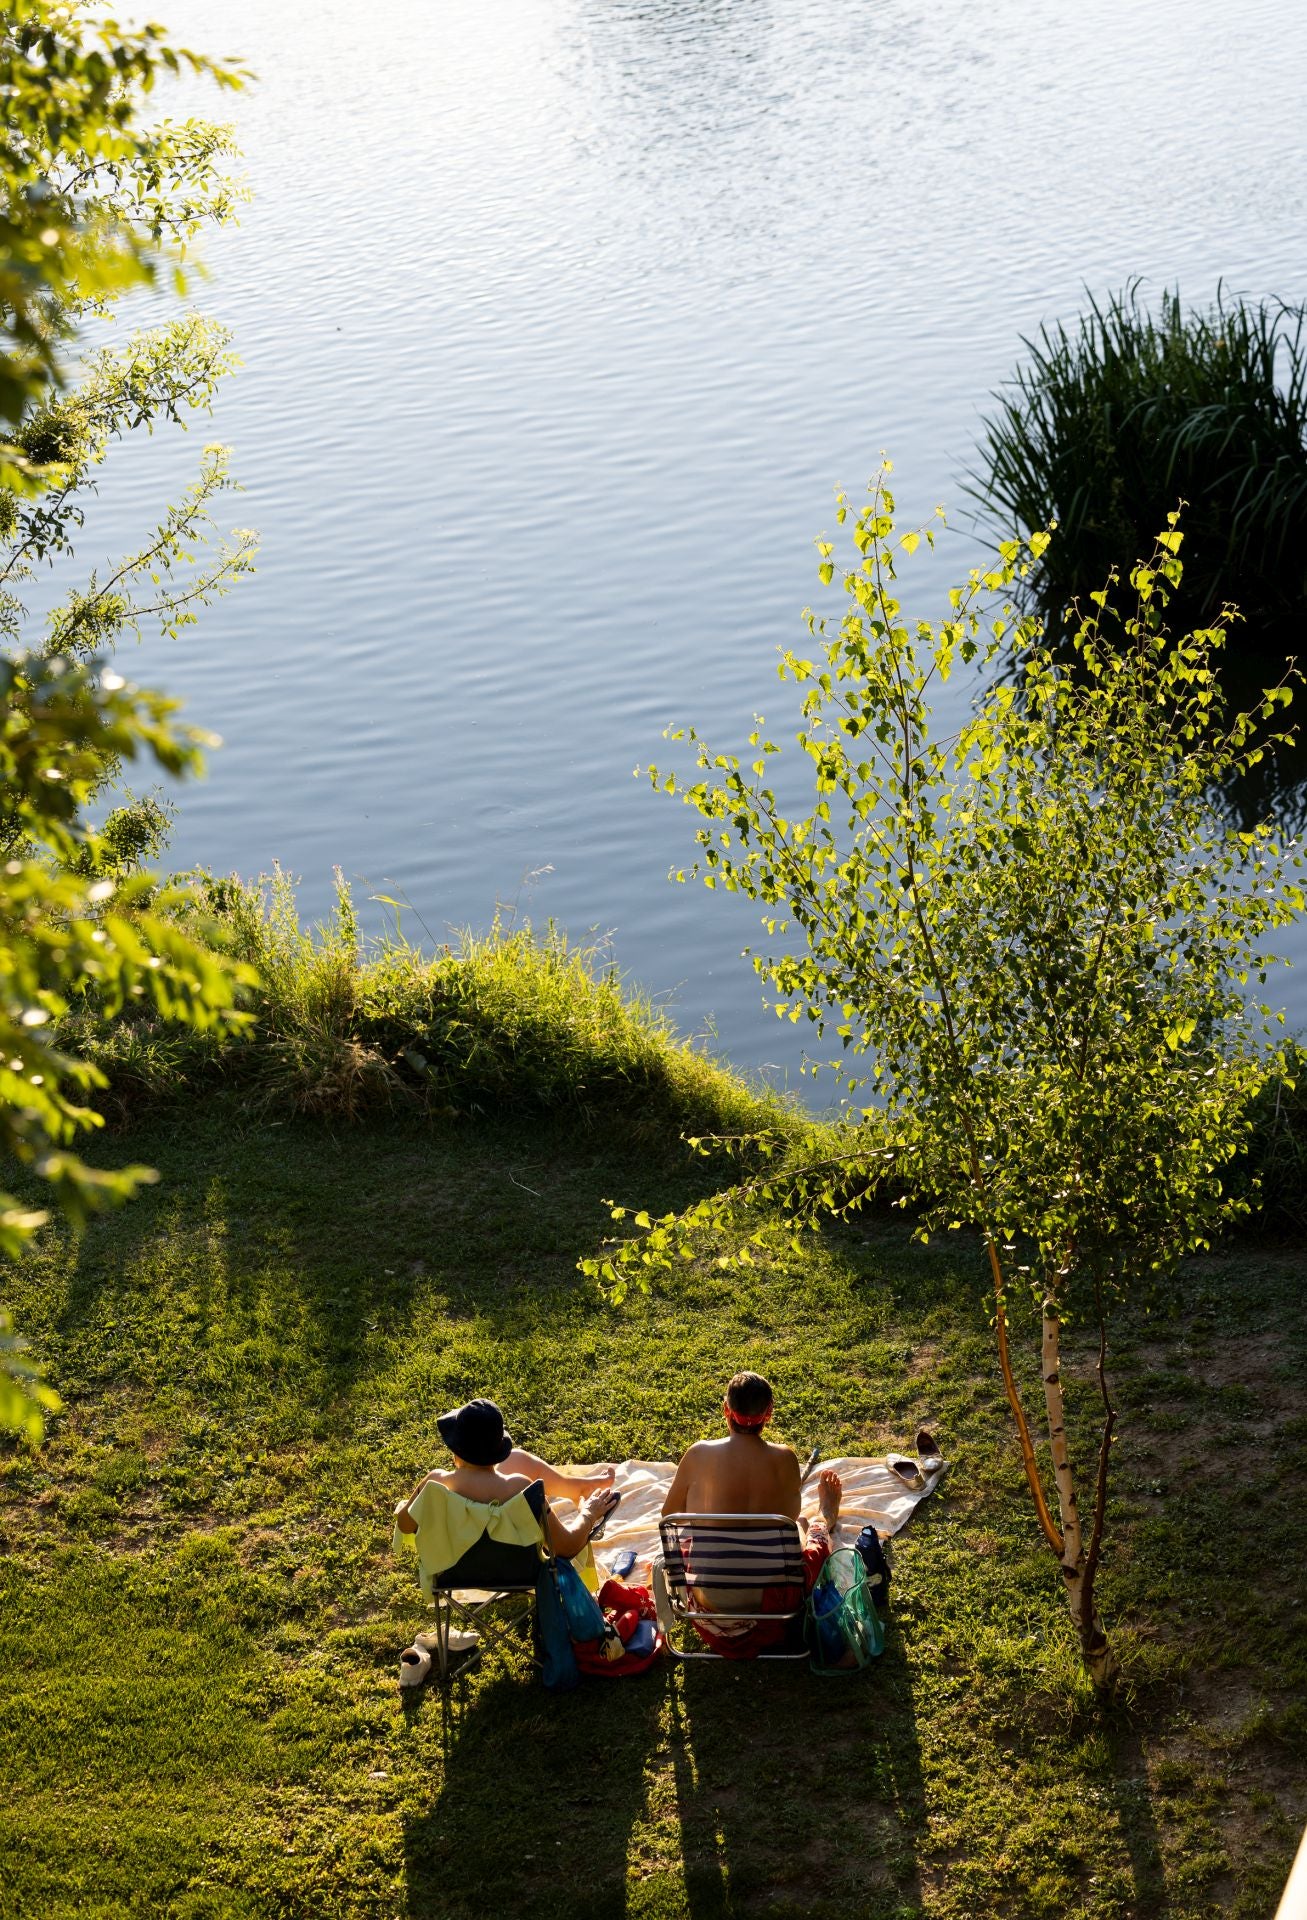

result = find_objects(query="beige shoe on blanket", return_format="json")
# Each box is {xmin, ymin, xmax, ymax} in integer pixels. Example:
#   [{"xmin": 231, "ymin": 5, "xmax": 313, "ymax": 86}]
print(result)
[{"xmin": 887, "ymin": 1453, "xmax": 926, "ymax": 1491}]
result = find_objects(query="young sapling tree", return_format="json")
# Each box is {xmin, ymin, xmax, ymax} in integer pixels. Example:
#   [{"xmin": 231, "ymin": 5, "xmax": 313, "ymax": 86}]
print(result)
[{"xmin": 584, "ymin": 469, "xmax": 1303, "ymax": 1691}]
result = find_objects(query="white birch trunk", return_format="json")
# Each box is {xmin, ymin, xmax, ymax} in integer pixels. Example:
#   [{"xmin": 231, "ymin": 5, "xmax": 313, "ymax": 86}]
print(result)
[
  {"xmin": 1041, "ymin": 1299, "xmax": 1082, "ymax": 1577},
  {"xmin": 1042, "ymin": 1297, "xmax": 1121, "ymax": 1694}
]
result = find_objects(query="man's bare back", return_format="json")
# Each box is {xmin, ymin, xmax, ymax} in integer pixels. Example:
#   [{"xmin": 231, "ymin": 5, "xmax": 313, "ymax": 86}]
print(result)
[
  {"xmin": 657, "ymin": 1372, "xmax": 843, "ymax": 1651},
  {"xmin": 662, "ymin": 1370, "xmax": 843, "ymax": 1531},
  {"xmin": 662, "ymin": 1431, "xmax": 802, "ymax": 1520}
]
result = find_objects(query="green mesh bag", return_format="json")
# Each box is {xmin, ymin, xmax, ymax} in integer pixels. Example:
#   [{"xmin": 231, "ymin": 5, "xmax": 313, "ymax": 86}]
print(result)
[{"xmin": 804, "ymin": 1547, "xmax": 885, "ymax": 1674}]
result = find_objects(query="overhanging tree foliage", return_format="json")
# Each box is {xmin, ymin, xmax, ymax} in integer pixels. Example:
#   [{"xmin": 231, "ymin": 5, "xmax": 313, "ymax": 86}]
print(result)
[
  {"xmin": 584, "ymin": 469, "xmax": 1303, "ymax": 1691},
  {"xmin": 1, "ymin": 0, "xmax": 245, "ymax": 451},
  {"xmin": 0, "ymin": 652, "xmax": 255, "ymax": 1438},
  {"xmin": 0, "ymin": 1, "xmax": 256, "ymax": 1439}
]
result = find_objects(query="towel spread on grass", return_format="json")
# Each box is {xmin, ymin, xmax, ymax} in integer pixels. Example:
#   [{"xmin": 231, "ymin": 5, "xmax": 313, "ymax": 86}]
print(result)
[
  {"xmin": 565, "ymin": 1455, "xmax": 947, "ymax": 1585},
  {"xmin": 398, "ymin": 1459, "xmax": 943, "ymax": 1601}
]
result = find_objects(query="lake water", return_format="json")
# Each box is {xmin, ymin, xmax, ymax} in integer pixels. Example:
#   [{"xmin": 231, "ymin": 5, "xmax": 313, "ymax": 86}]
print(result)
[{"xmin": 58, "ymin": 0, "xmax": 1307, "ymax": 1090}]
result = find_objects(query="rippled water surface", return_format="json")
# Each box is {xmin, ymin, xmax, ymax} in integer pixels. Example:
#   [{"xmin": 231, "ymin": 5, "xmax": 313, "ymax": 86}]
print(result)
[{"xmin": 66, "ymin": 0, "xmax": 1307, "ymax": 1085}]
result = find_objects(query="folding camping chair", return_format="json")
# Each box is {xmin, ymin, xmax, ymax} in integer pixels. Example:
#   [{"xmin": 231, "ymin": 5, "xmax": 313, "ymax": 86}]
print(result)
[
  {"xmin": 655, "ymin": 1512, "xmax": 810, "ymax": 1660},
  {"xmin": 425, "ymin": 1489, "xmax": 554, "ymax": 1683}
]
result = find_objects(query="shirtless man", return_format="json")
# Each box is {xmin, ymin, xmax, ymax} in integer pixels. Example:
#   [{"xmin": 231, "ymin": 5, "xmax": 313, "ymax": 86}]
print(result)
[{"xmin": 660, "ymin": 1370, "xmax": 841, "ymax": 1654}]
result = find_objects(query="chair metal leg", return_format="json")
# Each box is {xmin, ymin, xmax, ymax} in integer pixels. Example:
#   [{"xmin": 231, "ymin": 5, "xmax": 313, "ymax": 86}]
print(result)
[
  {"xmin": 428, "ymin": 1588, "xmax": 535, "ymax": 1683},
  {"xmin": 652, "ymin": 1563, "xmax": 675, "ymax": 1638},
  {"xmin": 432, "ymin": 1587, "xmax": 453, "ymax": 1681}
]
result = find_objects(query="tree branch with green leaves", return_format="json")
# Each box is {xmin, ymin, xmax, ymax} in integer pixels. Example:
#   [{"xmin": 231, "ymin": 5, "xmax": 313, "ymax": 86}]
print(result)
[
  {"xmin": 583, "ymin": 466, "xmax": 1303, "ymax": 1691},
  {"xmin": 0, "ymin": 1, "xmax": 256, "ymax": 1441},
  {"xmin": 0, "ymin": 0, "xmax": 247, "ymax": 455},
  {"xmin": 0, "ymin": 651, "xmax": 255, "ymax": 1436}
]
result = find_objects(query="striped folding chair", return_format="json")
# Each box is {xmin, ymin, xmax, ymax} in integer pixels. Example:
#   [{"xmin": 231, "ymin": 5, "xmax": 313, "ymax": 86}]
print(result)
[{"xmin": 655, "ymin": 1512, "xmax": 810, "ymax": 1660}]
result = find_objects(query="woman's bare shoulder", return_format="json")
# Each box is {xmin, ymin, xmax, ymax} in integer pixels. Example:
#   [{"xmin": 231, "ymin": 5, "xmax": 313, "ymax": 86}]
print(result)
[{"xmin": 447, "ymin": 1468, "xmax": 536, "ymax": 1501}]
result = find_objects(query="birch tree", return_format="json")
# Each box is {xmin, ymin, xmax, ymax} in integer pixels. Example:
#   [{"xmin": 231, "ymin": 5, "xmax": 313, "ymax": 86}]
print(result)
[{"xmin": 586, "ymin": 469, "xmax": 1303, "ymax": 1691}]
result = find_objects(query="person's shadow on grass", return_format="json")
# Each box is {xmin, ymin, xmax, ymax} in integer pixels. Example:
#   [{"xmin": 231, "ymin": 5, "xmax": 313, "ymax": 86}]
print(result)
[
  {"xmin": 401, "ymin": 1609, "xmax": 929, "ymax": 1920},
  {"xmin": 664, "ymin": 1613, "xmax": 928, "ymax": 1920},
  {"xmin": 401, "ymin": 1644, "xmax": 669, "ymax": 1920}
]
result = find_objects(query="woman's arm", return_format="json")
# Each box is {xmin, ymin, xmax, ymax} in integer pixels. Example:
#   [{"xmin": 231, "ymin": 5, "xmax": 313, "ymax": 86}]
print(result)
[
  {"xmin": 393, "ymin": 1471, "xmax": 442, "ymax": 1535},
  {"xmin": 545, "ymin": 1488, "xmax": 616, "ymax": 1559}
]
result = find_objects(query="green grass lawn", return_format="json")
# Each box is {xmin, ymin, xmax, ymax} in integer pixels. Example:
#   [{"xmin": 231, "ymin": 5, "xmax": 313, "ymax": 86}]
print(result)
[{"xmin": 1, "ymin": 1108, "xmax": 1304, "ymax": 1919}]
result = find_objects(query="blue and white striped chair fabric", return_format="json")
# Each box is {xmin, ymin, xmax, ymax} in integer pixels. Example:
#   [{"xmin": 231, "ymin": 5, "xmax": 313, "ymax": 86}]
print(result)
[{"xmin": 656, "ymin": 1512, "xmax": 810, "ymax": 1659}]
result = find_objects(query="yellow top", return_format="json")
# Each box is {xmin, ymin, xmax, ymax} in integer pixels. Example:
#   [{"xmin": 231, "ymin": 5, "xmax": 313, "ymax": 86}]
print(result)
[{"xmin": 392, "ymin": 1478, "xmax": 598, "ymax": 1595}]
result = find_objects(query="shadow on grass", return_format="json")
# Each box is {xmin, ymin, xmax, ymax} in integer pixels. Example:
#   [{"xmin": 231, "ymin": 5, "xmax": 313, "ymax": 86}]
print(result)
[
  {"xmin": 402, "ymin": 1655, "xmax": 669, "ymax": 1920},
  {"xmin": 666, "ymin": 1620, "xmax": 926, "ymax": 1920},
  {"xmin": 50, "ymin": 1108, "xmax": 731, "ymax": 1399},
  {"xmin": 1105, "ymin": 1723, "xmax": 1174, "ymax": 1915},
  {"xmin": 400, "ymin": 1618, "xmax": 928, "ymax": 1920}
]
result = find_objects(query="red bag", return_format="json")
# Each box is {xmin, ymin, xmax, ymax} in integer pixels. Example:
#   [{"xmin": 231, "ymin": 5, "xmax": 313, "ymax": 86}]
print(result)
[{"xmin": 572, "ymin": 1582, "xmax": 663, "ymax": 1677}]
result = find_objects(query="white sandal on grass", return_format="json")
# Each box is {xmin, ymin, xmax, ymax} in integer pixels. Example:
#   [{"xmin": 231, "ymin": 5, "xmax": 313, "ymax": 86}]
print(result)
[
  {"xmin": 400, "ymin": 1624, "xmax": 482, "ymax": 1686},
  {"xmin": 415, "ymin": 1629, "xmax": 480, "ymax": 1659},
  {"xmin": 398, "ymin": 1644, "xmax": 433, "ymax": 1688}
]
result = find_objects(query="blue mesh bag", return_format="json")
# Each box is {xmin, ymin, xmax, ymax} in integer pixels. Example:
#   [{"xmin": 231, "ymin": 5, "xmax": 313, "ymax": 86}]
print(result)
[{"xmin": 804, "ymin": 1547, "xmax": 885, "ymax": 1674}]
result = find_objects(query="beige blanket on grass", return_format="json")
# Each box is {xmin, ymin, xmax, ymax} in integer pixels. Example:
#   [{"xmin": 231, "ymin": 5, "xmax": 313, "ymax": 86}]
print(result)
[{"xmin": 563, "ymin": 1455, "xmax": 946, "ymax": 1585}]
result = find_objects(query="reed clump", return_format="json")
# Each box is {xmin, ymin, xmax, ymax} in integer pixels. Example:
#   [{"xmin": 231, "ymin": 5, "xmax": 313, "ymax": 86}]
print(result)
[
  {"xmin": 974, "ymin": 285, "xmax": 1307, "ymax": 652},
  {"xmin": 972, "ymin": 285, "xmax": 1307, "ymax": 825}
]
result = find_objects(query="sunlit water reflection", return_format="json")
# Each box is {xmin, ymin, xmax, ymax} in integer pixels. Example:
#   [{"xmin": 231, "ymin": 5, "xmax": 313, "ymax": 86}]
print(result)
[{"xmin": 49, "ymin": 0, "xmax": 1307, "ymax": 1091}]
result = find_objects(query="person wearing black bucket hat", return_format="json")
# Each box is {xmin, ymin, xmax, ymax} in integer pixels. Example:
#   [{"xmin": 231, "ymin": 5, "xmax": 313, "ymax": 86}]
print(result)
[
  {"xmin": 436, "ymin": 1397, "xmax": 516, "ymax": 1466},
  {"xmin": 394, "ymin": 1398, "xmax": 619, "ymax": 1558},
  {"xmin": 430, "ymin": 1398, "xmax": 615, "ymax": 1500}
]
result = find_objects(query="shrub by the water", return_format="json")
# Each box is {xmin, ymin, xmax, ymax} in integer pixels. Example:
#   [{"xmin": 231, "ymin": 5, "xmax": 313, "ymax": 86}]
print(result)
[
  {"xmin": 77, "ymin": 868, "xmax": 793, "ymax": 1141},
  {"xmin": 973, "ymin": 285, "xmax": 1307, "ymax": 820},
  {"xmin": 975, "ymin": 285, "xmax": 1307, "ymax": 641},
  {"xmin": 1234, "ymin": 1041, "xmax": 1307, "ymax": 1236}
]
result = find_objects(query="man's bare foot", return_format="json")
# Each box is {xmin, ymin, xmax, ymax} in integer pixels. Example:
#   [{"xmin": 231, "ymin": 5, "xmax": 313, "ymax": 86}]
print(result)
[{"xmin": 816, "ymin": 1467, "xmax": 842, "ymax": 1532}]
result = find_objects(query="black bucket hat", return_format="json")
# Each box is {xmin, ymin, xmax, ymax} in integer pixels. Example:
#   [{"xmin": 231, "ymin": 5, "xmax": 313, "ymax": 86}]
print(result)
[{"xmin": 437, "ymin": 1398, "xmax": 513, "ymax": 1466}]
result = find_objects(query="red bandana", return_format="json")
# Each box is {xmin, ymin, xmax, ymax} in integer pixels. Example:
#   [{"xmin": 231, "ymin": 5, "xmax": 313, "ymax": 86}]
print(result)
[{"xmin": 728, "ymin": 1408, "xmax": 773, "ymax": 1430}]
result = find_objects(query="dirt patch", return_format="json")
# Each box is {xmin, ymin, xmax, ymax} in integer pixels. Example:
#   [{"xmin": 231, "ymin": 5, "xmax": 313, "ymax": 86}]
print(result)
[
  {"xmin": 236, "ymin": 1525, "xmax": 289, "ymax": 1566},
  {"xmin": 1183, "ymin": 1667, "xmax": 1286, "ymax": 1736},
  {"xmin": 1128, "ymin": 1328, "xmax": 1293, "ymax": 1396}
]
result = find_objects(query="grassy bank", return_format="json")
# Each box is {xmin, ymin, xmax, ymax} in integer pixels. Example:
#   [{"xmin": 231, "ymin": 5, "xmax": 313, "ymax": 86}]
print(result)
[
  {"xmin": 75, "ymin": 872, "xmax": 797, "ymax": 1141},
  {"xmin": 66, "ymin": 871, "xmax": 1306, "ymax": 1239},
  {"xmin": 1, "ymin": 1102, "xmax": 1304, "ymax": 1919}
]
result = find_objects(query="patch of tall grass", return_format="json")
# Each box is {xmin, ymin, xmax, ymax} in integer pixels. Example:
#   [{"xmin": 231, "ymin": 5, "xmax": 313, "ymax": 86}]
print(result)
[
  {"xmin": 68, "ymin": 870, "xmax": 1302, "ymax": 1236},
  {"xmin": 77, "ymin": 868, "xmax": 797, "ymax": 1141},
  {"xmin": 973, "ymin": 287, "xmax": 1307, "ymax": 825},
  {"xmin": 974, "ymin": 285, "xmax": 1307, "ymax": 649}
]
